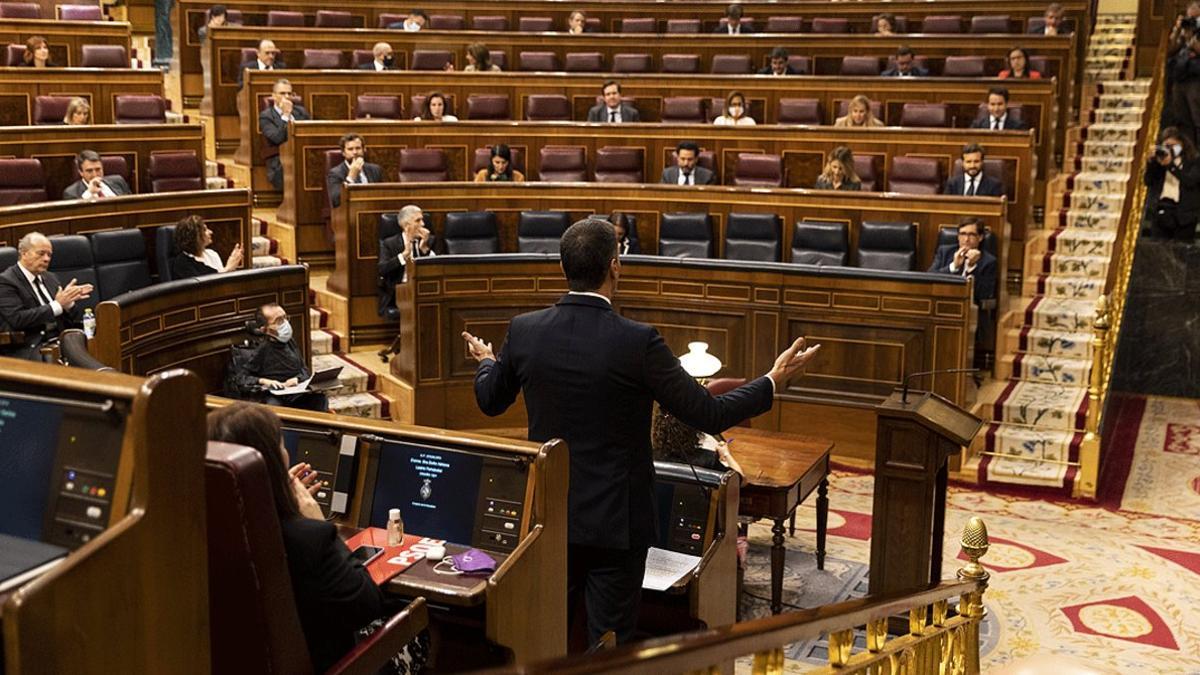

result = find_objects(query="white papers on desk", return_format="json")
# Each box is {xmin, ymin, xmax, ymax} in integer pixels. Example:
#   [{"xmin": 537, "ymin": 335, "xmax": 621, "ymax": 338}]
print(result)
[
  {"xmin": 642, "ymin": 547, "xmax": 701, "ymax": 591},
  {"xmin": 269, "ymin": 376, "xmax": 313, "ymax": 396}
]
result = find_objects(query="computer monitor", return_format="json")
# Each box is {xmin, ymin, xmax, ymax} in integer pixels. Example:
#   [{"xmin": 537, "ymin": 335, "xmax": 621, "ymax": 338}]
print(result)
[
  {"xmin": 653, "ymin": 462, "xmax": 722, "ymax": 556},
  {"xmin": 282, "ymin": 426, "xmax": 350, "ymax": 514}
]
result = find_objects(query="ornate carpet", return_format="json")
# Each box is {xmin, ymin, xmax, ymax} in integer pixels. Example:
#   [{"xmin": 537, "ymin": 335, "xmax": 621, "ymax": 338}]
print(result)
[
  {"xmin": 738, "ymin": 467, "xmax": 1200, "ymax": 673},
  {"xmin": 1119, "ymin": 396, "xmax": 1200, "ymax": 521}
]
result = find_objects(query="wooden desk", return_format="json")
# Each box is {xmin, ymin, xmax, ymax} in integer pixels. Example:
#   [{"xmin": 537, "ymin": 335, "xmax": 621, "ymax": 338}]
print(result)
[
  {"xmin": 728, "ymin": 428, "xmax": 832, "ymax": 615},
  {"xmin": 0, "ymin": 18, "xmax": 130, "ymax": 68},
  {"xmin": 0, "ymin": 68, "xmax": 164, "ymax": 125}
]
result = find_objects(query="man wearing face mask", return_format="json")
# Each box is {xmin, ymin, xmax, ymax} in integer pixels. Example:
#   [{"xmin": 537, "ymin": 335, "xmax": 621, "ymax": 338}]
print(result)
[
  {"xmin": 358, "ymin": 42, "xmax": 397, "ymax": 71},
  {"xmin": 1144, "ymin": 127, "xmax": 1200, "ymax": 241},
  {"xmin": 233, "ymin": 302, "xmax": 328, "ymax": 411}
]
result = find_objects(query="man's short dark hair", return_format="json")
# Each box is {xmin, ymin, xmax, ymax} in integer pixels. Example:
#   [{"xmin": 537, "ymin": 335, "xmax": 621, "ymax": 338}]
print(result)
[
  {"xmin": 958, "ymin": 217, "xmax": 986, "ymax": 235},
  {"xmin": 676, "ymin": 140, "xmax": 700, "ymax": 154},
  {"xmin": 209, "ymin": 4, "xmax": 227, "ymax": 18},
  {"xmin": 561, "ymin": 219, "xmax": 617, "ymax": 292},
  {"xmin": 409, "ymin": 8, "xmax": 428, "ymax": 19},
  {"xmin": 76, "ymin": 149, "xmax": 101, "ymax": 168},
  {"xmin": 961, "ymin": 142, "xmax": 985, "ymax": 157},
  {"xmin": 987, "ymin": 86, "xmax": 1010, "ymax": 102},
  {"xmin": 602, "ymin": 79, "xmax": 620, "ymax": 93},
  {"xmin": 339, "ymin": 132, "xmax": 363, "ymax": 150},
  {"xmin": 770, "ymin": 46, "xmax": 789, "ymax": 60},
  {"xmin": 896, "ymin": 45, "xmax": 915, "ymax": 58},
  {"xmin": 726, "ymin": 3, "xmax": 743, "ymax": 19}
]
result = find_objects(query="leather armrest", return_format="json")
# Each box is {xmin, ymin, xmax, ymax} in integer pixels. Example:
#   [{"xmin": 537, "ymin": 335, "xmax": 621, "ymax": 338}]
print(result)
[{"xmin": 325, "ymin": 597, "xmax": 429, "ymax": 675}]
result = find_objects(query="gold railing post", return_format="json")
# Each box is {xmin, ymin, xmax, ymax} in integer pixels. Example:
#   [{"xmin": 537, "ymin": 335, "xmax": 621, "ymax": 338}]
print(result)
[
  {"xmin": 954, "ymin": 517, "xmax": 990, "ymax": 675},
  {"xmin": 866, "ymin": 617, "xmax": 888, "ymax": 652},
  {"xmin": 828, "ymin": 629, "xmax": 854, "ymax": 667},
  {"xmin": 1077, "ymin": 294, "xmax": 1109, "ymax": 498}
]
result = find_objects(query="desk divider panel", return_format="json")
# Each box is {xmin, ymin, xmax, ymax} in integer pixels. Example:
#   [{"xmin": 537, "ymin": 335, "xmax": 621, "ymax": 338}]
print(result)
[
  {"xmin": 0, "ymin": 18, "xmax": 131, "ymax": 68},
  {"xmin": 0, "ymin": 69, "xmax": 165, "ymax": 126}
]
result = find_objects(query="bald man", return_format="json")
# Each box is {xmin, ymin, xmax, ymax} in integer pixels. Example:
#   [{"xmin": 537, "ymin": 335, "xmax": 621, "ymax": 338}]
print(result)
[
  {"xmin": 358, "ymin": 42, "xmax": 397, "ymax": 71},
  {"xmin": 237, "ymin": 38, "xmax": 287, "ymax": 88},
  {"xmin": 0, "ymin": 232, "xmax": 93, "ymax": 360}
]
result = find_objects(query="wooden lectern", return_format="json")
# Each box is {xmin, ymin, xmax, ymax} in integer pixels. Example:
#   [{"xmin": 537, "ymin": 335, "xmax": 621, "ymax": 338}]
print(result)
[{"xmin": 868, "ymin": 388, "xmax": 981, "ymax": 596}]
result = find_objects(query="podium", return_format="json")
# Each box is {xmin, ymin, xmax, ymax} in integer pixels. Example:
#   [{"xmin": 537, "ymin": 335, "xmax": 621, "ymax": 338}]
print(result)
[{"xmin": 868, "ymin": 388, "xmax": 981, "ymax": 596}]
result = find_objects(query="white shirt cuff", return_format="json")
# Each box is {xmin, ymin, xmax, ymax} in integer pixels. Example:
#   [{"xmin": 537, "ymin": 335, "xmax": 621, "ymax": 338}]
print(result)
[
  {"xmin": 50, "ymin": 300, "xmax": 63, "ymax": 317},
  {"xmin": 764, "ymin": 373, "xmax": 778, "ymax": 394}
]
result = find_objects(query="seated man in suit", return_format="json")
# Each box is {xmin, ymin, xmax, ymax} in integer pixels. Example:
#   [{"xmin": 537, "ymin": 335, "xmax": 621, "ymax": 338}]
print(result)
[
  {"xmin": 62, "ymin": 150, "xmax": 133, "ymax": 200},
  {"xmin": 927, "ymin": 218, "xmax": 996, "ymax": 305},
  {"xmin": 0, "ymin": 232, "xmax": 93, "ymax": 360},
  {"xmin": 587, "ymin": 81, "xmax": 640, "ymax": 123},
  {"xmin": 230, "ymin": 302, "xmax": 328, "ymax": 412},
  {"xmin": 881, "ymin": 45, "xmax": 929, "ymax": 77},
  {"xmin": 757, "ymin": 47, "xmax": 799, "ymax": 75},
  {"xmin": 661, "ymin": 141, "xmax": 716, "ymax": 185},
  {"xmin": 327, "ymin": 133, "xmax": 383, "ymax": 208},
  {"xmin": 261, "ymin": 78, "xmax": 311, "ymax": 191},
  {"xmin": 1029, "ymin": 3, "xmax": 1070, "ymax": 34},
  {"xmin": 237, "ymin": 38, "xmax": 285, "ymax": 88},
  {"xmin": 945, "ymin": 143, "xmax": 1005, "ymax": 197},
  {"xmin": 358, "ymin": 42, "xmax": 396, "ymax": 70},
  {"xmin": 971, "ymin": 86, "xmax": 1028, "ymax": 130},
  {"xmin": 377, "ymin": 204, "xmax": 436, "ymax": 321},
  {"xmin": 714, "ymin": 3, "xmax": 754, "ymax": 33},
  {"xmin": 388, "ymin": 8, "xmax": 427, "ymax": 31}
]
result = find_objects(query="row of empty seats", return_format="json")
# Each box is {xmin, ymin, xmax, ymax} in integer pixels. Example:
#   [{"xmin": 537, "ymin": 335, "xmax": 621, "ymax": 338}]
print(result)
[
  {"xmin": 257, "ymin": 47, "xmax": 1047, "ymax": 77},
  {"xmin": 236, "ymin": 9, "xmax": 1059, "ymax": 35},
  {"xmin": 381, "ymin": 209, "xmax": 994, "ymax": 271},
  {"xmin": 330, "ymin": 146, "xmax": 1007, "ymax": 195},
  {"xmin": 0, "ymin": 151, "xmax": 205, "ymax": 205},
  {"xmin": 21, "ymin": 94, "xmax": 171, "ymax": 125},
  {"xmin": 0, "ymin": 2, "xmax": 102, "ymax": 19},
  {"xmin": 342, "ymin": 92, "xmax": 1026, "ymax": 129},
  {"xmin": 0, "ymin": 230, "xmax": 152, "ymax": 310},
  {"xmin": 4, "ymin": 44, "xmax": 129, "ymax": 67}
]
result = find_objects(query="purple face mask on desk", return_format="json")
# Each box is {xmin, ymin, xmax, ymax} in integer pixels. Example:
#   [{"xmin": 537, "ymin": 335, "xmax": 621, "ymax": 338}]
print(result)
[{"xmin": 451, "ymin": 549, "xmax": 496, "ymax": 575}]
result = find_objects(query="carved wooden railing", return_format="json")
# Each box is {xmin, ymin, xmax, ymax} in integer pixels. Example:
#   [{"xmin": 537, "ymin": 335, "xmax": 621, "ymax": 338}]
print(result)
[{"xmin": 483, "ymin": 518, "xmax": 992, "ymax": 675}]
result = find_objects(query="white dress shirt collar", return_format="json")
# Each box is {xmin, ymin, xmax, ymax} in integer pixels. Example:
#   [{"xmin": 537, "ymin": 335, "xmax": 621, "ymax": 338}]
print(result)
[{"xmin": 567, "ymin": 291, "xmax": 612, "ymax": 305}]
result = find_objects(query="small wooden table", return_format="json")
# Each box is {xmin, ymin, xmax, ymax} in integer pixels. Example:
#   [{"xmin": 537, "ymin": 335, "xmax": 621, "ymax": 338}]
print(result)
[{"xmin": 726, "ymin": 427, "xmax": 833, "ymax": 615}]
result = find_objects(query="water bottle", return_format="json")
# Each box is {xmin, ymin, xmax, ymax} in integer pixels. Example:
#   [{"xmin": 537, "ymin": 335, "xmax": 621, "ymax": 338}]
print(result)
[
  {"xmin": 387, "ymin": 508, "xmax": 405, "ymax": 546},
  {"xmin": 82, "ymin": 309, "xmax": 96, "ymax": 339}
]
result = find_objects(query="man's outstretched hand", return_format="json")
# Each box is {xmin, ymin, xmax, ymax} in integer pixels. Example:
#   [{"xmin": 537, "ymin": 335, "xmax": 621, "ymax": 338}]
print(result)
[
  {"xmin": 767, "ymin": 337, "xmax": 822, "ymax": 387},
  {"xmin": 461, "ymin": 331, "xmax": 495, "ymax": 363}
]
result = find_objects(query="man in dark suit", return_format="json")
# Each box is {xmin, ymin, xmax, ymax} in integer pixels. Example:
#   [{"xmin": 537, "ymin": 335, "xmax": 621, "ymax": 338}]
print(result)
[
  {"xmin": 881, "ymin": 46, "xmax": 929, "ymax": 77},
  {"xmin": 660, "ymin": 141, "xmax": 716, "ymax": 185},
  {"xmin": 757, "ymin": 47, "xmax": 799, "ymax": 75},
  {"xmin": 0, "ymin": 232, "xmax": 92, "ymax": 360},
  {"xmin": 237, "ymin": 38, "xmax": 286, "ymax": 88},
  {"xmin": 261, "ymin": 78, "xmax": 310, "ymax": 191},
  {"xmin": 1028, "ymin": 3, "xmax": 1070, "ymax": 34},
  {"xmin": 327, "ymin": 133, "xmax": 384, "ymax": 208},
  {"xmin": 586, "ymin": 81, "xmax": 640, "ymax": 123},
  {"xmin": 971, "ymin": 87, "xmax": 1028, "ymax": 131},
  {"xmin": 462, "ymin": 219, "xmax": 821, "ymax": 646},
  {"xmin": 377, "ymin": 204, "xmax": 435, "ymax": 321},
  {"xmin": 945, "ymin": 143, "xmax": 1005, "ymax": 197},
  {"xmin": 927, "ymin": 218, "xmax": 997, "ymax": 304},
  {"xmin": 229, "ymin": 303, "xmax": 328, "ymax": 411},
  {"xmin": 357, "ymin": 42, "xmax": 396, "ymax": 71},
  {"xmin": 713, "ymin": 3, "xmax": 754, "ymax": 33},
  {"xmin": 62, "ymin": 150, "xmax": 133, "ymax": 200}
]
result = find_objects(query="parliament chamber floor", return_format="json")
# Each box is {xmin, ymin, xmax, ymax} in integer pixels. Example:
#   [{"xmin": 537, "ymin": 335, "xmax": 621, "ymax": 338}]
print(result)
[{"xmin": 1, "ymin": 0, "xmax": 1198, "ymax": 672}]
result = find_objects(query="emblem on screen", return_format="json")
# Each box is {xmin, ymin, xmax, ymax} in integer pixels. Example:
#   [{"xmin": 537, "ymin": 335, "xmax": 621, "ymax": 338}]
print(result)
[{"xmin": 420, "ymin": 478, "xmax": 432, "ymax": 501}]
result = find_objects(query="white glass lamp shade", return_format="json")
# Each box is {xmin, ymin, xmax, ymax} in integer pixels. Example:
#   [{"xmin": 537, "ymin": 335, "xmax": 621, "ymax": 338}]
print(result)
[{"xmin": 678, "ymin": 341, "xmax": 722, "ymax": 378}]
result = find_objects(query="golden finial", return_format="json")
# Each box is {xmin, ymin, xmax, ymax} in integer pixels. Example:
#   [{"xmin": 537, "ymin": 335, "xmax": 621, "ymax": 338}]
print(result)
[
  {"xmin": 1093, "ymin": 295, "xmax": 1109, "ymax": 330},
  {"xmin": 958, "ymin": 517, "xmax": 989, "ymax": 582}
]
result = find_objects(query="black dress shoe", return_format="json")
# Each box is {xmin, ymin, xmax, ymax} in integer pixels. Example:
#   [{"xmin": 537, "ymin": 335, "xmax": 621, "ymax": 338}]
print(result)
[{"xmin": 384, "ymin": 307, "xmax": 401, "ymax": 321}]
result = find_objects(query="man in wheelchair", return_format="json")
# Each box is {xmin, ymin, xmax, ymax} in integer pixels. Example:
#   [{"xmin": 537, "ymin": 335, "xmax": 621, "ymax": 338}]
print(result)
[{"xmin": 226, "ymin": 302, "xmax": 329, "ymax": 412}]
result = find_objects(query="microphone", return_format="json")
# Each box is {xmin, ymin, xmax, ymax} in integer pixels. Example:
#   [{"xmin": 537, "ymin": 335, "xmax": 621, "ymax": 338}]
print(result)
[
  {"xmin": 412, "ymin": 238, "xmax": 423, "ymax": 258},
  {"xmin": 901, "ymin": 368, "xmax": 979, "ymax": 403}
]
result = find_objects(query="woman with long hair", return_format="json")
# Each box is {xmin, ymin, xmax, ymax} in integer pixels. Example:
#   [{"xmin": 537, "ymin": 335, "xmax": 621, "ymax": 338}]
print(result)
[
  {"xmin": 474, "ymin": 144, "xmax": 525, "ymax": 182},
  {"xmin": 1143, "ymin": 126, "xmax": 1200, "ymax": 241},
  {"xmin": 462, "ymin": 42, "xmax": 500, "ymax": 72},
  {"xmin": 712, "ymin": 91, "xmax": 756, "ymax": 126},
  {"xmin": 998, "ymin": 47, "xmax": 1043, "ymax": 79},
  {"xmin": 814, "ymin": 146, "xmax": 863, "ymax": 191},
  {"xmin": 63, "ymin": 97, "xmax": 91, "ymax": 125},
  {"xmin": 413, "ymin": 92, "xmax": 458, "ymax": 121},
  {"xmin": 170, "ymin": 215, "xmax": 244, "ymax": 279},
  {"xmin": 834, "ymin": 95, "xmax": 886, "ymax": 127},
  {"xmin": 20, "ymin": 36, "xmax": 52, "ymax": 67}
]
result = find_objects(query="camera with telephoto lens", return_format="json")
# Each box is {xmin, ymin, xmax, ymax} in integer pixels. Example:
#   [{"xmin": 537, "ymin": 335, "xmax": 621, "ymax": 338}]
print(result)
[{"xmin": 1155, "ymin": 145, "xmax": 1172, "ymax": 160}]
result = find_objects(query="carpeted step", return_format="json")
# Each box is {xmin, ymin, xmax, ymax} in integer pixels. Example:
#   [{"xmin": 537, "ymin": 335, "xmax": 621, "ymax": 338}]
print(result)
[
  {"xmin": 1040, "ymin": 253, "xmax": 1110, "ymax": 279},
  {"xmin": 1080, "ymin": 140, "xmax": 1137, "ymax": 160},
  {"xmin": 1093, "ymin": 107, "xmax": 1144, "ymax": 125},
  {"xmin": 251, "ymin": 235, "xmax": 274, "ymax": 257},
  {"xmin": 1008, "ymin": 326, "xmax": 1094, "ymax": 359},
  {"xmin": 1049, "ymin": 228, "xmax": 1117, "ymax": 254},
  {"xmin": 1064, "ymin": 209, "xmax": 1122, "ymax": 230},
  {"xmin": 312, "ymin": 353, "xmax": 373, "ymax": 395},
  {"xmin": 1079, "ymin": 156, "xmax": 1133, "ymax": 174},
  {"xmin": 1096, "ymin": 80, "xmax": 1150, "ymax": 95},
  {"xmin": 1084, "ymin": 124, "xmax": 1142, "ymax": 142},
  {"xmin": 1025, "ymin": 274, "xmax": 1104, "ymax": 301},
  {"xmin": 251, "ymin": 255, "xmax": 282, "ymax": 269},
  {"xmin": 1005, "ymin": 353, "xmax": 1092, "ymax": 386},
  {"xmin": 309, "ymin": 306, "xmax": 329, "ymax": 329},
  {"xmin": 1023, "ymin": 296, "xmax": 1099, "ymax": 332},
  {"xmin": 977, "ymin": 422, "xmax": 1083, "ymax": 491},
  {"xmin": 1070, "ymin": 172, "xmax": 1130, "ymax": 194},
  {"xmin": 327, "ymin": 391, "xmax": 388, "ymax": 419},
  {"xmin": 990, "ymin": 380, "xmax": 1089, "ymax": 431},
  {"xmin": 310, "ymin": 329, "xmax": 340, "ymax": 356},
  {"xmin": 1065, "ymin": 191, "xmax": 1124, "ymax": 215}
]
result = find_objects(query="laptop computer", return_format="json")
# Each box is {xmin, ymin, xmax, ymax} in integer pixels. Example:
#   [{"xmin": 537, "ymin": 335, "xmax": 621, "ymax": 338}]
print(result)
[{"xmin": 308, "ymin": 366, "xmax": 343, "ymax": 391}]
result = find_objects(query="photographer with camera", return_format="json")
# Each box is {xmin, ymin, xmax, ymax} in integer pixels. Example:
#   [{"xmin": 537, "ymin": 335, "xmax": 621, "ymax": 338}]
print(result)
[
  {"xmin": 1166, "ymin": 24, "xmax": 1200, "ymax": 143},
  {"xmin": 1144, "ymin": 127, "xmax": 1200, "ymax": 242}
]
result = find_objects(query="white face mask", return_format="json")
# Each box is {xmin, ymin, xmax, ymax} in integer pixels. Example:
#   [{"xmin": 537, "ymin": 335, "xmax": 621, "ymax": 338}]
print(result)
[
  {"xmin": 728, "ymin": 105, "xmax": 744, "ymax": 118},
  {"xmin": 1172, "ymin": 143, "xmax": 1184, "ymax": 157},
  {"xmin": 273, "ymin": 319, "xmax": 293, "ymax": 343}
]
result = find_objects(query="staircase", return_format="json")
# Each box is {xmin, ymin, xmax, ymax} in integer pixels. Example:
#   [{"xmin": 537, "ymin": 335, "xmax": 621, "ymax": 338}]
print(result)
[
  {"xmin": 967, "ymin": 15, "xmax": 1148, "ymax": 496},
  {"xmin": 308, "ymin": 298, "xmax": 394, "ymax": 419}
]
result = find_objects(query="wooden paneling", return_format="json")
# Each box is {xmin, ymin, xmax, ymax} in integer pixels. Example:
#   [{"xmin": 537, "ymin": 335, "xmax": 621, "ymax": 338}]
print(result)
[
  {"xmin": 0, "ymin": 69, "xmax": 164, "ymax": 125},
  {"xmin": 0, "ymin": 189, "xmax": 253, "ymax": 282},
  {"xmin": 0, "ymin": 19, "xmax": 130, "ymax": 67},
  {"xmin": 0, "ymin": 123, "xmax": 205, "ymax": 199},
  {"xmin": 179, "ymin": 0, "xmax": 1091, "ymax": 103},
  {"xmin": 331, "ymin": 183, "xmax": 1002, "ymax": 350},
  {"xmin": 391, "ymin": 256, "xmax": 971, "ymax": 461}
]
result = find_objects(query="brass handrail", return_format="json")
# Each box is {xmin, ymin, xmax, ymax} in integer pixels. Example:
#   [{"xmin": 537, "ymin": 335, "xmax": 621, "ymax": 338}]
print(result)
[{"xmin": 481, "ymin": 518, "xmax": 991, "ymax": 675}]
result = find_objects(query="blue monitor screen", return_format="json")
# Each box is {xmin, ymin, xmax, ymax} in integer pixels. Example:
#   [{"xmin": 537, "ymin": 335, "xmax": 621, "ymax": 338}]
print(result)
[
  {"xmin": 0, "ymin": 396, "xmax": 64, "ymax": 540},
  {"xmin": 370, "ymin": 441, "xmax": 483, "ymax": 545}
]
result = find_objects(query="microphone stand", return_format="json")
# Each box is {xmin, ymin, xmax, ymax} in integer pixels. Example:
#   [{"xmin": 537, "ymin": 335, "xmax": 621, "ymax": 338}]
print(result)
[{"xmin": 901, "ymin": 368, "xmax": 979, "ymax": 404}]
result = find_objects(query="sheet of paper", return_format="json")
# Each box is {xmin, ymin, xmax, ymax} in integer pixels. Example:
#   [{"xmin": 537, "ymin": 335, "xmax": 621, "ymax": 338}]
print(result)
[
  {"xmin": 642, "ymin": 546, "xmax": 702, "ymax": 591},
  {"xmin": 270, "ymin": 376, "xmax": 313, "ymax": 396}
]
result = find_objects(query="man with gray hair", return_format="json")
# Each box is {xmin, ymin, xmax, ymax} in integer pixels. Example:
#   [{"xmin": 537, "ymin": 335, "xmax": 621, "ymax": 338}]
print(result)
[
  {"xmin": 0, "ymin": 232, "xmax": 93, "ymax": 359},
  {"xmin": 377, "ymin": 204, "xmax": 435, "ymax": 320},
  {"xmin": 358, "ymin": 42, "xmax": 396, "ymax": 71}
]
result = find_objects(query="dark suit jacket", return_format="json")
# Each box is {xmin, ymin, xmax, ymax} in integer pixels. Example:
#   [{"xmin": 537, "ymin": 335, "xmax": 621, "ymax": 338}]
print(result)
[
  {"xmin": 237, "ymin": 58, "xmax": 287, "ymax": 88},
  {"xmin": 756, "ymin": 65, "xmax": 799, "ymax": 75},
  {"xmin": 0, "ymin": 265, "xmax": 82, "ymax": 359},
  {"xmin": 356, "ymin": 61, "xmax": 396, "ymax": 71},
  {"xmin": 327, "ymin": 161, "xmax": 384, "ymax": 208},
  {"xmin": 61, "ymin": 175, "xmax": 132, "ymax": 200},
  {"xmin": 259, "ymin": 104, "xmax": 311, "ymax": 161},
  {"xmin": 473, "ymin": 294, "xmax": 775, "ymax": 549},
  {"xmin": 814, "ymin": 177, "xmax": 862, "ymax": 191},
  {"xmin": 880, "ymin": 65, "xmax": 930, "ymax": 77},
  {"xmin": 928, "ymin": 244, "xmax": 997, "ymax": 303},
  {"xmin": 660, "ymin": 165, "xmax": 716, "ymax": 185},
  {"xmin": 1145, "ymin": 156, "xmax": 1200, "ymax": 224},
  {"xmin": 377, "ymin": 232, "xmax": 436, "ymax": 316},
  {"xmin": 970, "ymin": 115, "xmax": 1027, "ymax": 130},
  {"xmin": 712, "ymin": 23, "xmax": 755, "ymax": 33},
  {"xmin": 586, "ymin": 103, "xmax": 640, "ymax": 123},
  {"xmin": 945, "ymin": 173, "xmax": 1004, "ymax": 197},
  {"xmin": 280, "ymin": 517, "xmax": 384, "ymax": 673}
]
